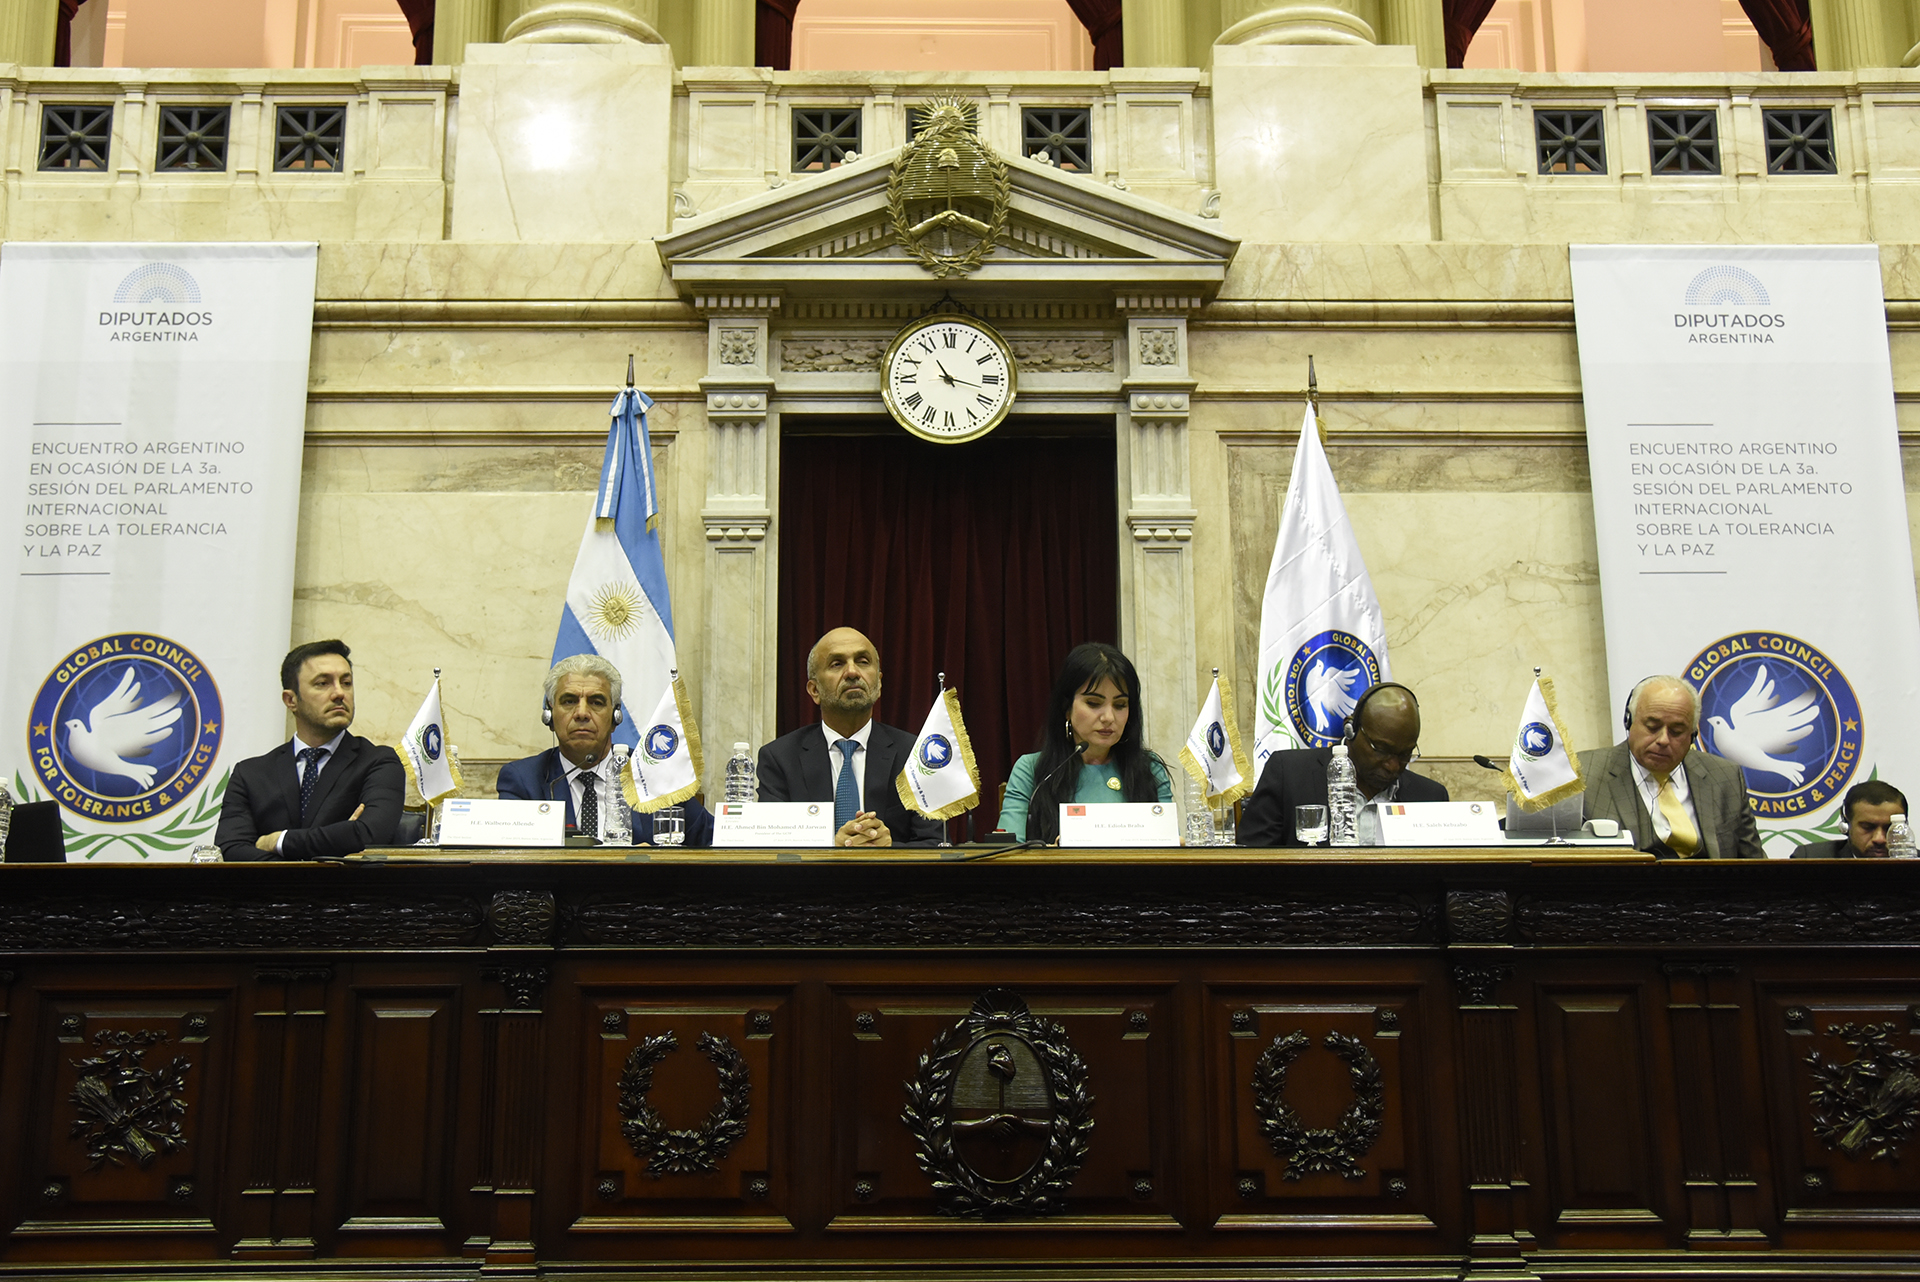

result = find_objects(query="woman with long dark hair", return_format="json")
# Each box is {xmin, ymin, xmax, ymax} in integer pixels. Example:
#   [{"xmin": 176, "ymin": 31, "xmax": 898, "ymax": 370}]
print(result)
[{"xmin": 995, "ymin": 642, "xmax": 1173, "ymax": 843}]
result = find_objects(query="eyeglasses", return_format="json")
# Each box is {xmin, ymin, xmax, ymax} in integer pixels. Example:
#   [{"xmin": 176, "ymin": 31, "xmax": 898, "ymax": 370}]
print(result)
[{"xmin": 1355, "ymin": 726, "xmax": 1419, "ymax": 766}]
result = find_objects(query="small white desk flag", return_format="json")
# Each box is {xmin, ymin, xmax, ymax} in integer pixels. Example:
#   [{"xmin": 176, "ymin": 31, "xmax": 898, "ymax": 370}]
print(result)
[
  {"xmin": 895, "ymin": 684, "xmax": 980, "ymax": 821},
  {"xmin": 1501, "ymin": 672, "xmax": 1584, "ymax": 810},
  {"xmin": 400, "ymin": 676, "xmax": 462, "ymax": 806},
  {"xmin": 621, "ymin": 671, "xmax": 703, "ymax": 813},
  {"xmin": 1179, "ymin": 672, "xmax": 1253, "ymax": 804}
]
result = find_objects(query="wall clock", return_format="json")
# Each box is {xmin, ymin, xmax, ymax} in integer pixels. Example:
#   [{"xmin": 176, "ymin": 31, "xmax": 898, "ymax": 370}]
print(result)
[{"xmin": 881, "ymin": 313, "xmax": 1017, "ymax": 443}]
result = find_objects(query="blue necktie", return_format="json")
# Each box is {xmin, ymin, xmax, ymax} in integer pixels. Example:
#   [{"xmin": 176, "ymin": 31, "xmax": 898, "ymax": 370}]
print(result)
[
  {"xmin": 833, "ymin": 739, "xmax": 860, "ymax": 829},
  {"xmin": 297, "ymin": 747, "xmax": 323, "ymax": 822}
]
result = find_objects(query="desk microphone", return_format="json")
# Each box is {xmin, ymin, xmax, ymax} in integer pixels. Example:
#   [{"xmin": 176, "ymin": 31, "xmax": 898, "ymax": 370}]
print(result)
[
  {"xmin": 1472, "ymin": 754, "xmax": 1503, "ymax": 772},
  {"xmin": 1036, "ymin": 741, "xmax": 1089, "ymax": 796},
  {"xmin": 958, "ymin": 743, "xmax": 1089, "ymax": 861}
]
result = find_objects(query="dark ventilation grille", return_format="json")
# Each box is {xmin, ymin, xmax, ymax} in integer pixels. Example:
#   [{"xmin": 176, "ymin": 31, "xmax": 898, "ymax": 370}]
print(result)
[
  {"xmin": 156, "ymin": 106, "xmax": 230, "ymax": 172},
  {"xmin": 275, "ymin": 104, "xmax": 345, "ymax": 171},
  {"xmin": 1648, "ymin": 109, "xmax": 1719, "ymax": 174},
  {"xmin": 1763, "ymin": 108, "xmax": 1837, "ymax": 174},
  {"xmin": 1022, "ymin": 107, "xmax": 1090, "ymax": 171},
  {"xmin": 792, "ymin": 107, "xmax": 861, "ymax": 171},
  {"xmin": 1534, "ymin": 108, "xmax": 1606, "ymax": 174},
  {"xmin": 39, "ymin": 104, "xmax": 112, "ymax": 171}
]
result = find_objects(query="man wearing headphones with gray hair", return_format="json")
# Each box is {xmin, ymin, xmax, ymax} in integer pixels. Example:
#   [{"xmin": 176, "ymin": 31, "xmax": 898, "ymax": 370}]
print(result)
[
  {"xmin": 497, "ymin": 654, "xmax": 713, "ymax": 845},
  {"xmin": 1581, "ymin": 674, "xmax": 1763, "ymax": 859}
]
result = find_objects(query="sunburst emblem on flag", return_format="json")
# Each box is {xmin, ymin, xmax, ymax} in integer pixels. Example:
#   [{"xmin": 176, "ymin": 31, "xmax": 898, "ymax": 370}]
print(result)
[{"xmin": 584, "ymin": 582, "xmax": 647, "ymax": 641}]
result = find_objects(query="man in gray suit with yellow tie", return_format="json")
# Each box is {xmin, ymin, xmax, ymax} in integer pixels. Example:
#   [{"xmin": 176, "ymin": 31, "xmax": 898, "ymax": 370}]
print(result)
[{"xmin": 1581, "ymin": 674, "xmax": 1764, "ymax": 859}]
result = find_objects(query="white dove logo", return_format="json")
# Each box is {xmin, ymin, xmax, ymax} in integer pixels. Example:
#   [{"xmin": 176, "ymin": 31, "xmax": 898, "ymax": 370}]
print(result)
[
  {"xmin": 1283, "ymin": 630, "xmax": 1383, "ymax": 747},
  {"xmin": 1302, "ymin": 659, "xmax": 1360, "ymax": 736},
  {"xmin": 1704, "ymin": 662, "xmax": 1820, "ymax": 787},
  {"xmin": 61, "ymin": 666, "xmax": 185, "ymax": 790},
  {"xmin": 643, "ymin": 724, "xmax": 679, "ymax": 762}
]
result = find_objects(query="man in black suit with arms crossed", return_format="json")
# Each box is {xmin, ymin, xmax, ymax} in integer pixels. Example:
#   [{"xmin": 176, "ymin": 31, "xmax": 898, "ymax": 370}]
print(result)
[
  {"xmin": 214, "ymin": 639, "xmax": 403, "ymax": 860},
  {"xmin": 757, "ymin": 626, "xmax": 942, "ymax": 848}
]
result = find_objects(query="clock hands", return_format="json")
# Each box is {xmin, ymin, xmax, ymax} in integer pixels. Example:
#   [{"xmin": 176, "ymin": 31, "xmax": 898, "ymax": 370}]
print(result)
[{"xmin": 935, "ymin": 359, "xmax": 979, "ymax": 389}]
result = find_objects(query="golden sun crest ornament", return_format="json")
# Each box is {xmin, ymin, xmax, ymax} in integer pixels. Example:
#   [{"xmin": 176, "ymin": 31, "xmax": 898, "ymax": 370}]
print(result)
[{"xmin": 888, "ymin": 98, "xmax": 1011, "ymax": 279}]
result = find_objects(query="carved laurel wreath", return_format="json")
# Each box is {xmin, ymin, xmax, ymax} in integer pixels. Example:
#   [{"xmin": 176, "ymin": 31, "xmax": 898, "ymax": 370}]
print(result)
[
  {"xmin": 1253, "ymin": 1029, "xmax": 1384, "ymax": 1180},
  {"xmin": 886, "ymin": 98, "xmax": 1011, "ymax": 279},
  {"xmin": 901, "ymin": 989, "xmax": 1094, "ymax": 1217},
  {"xmin": 616, "ymin": 1030, "xmax": 751, "ymax": 1176},
  {"xmin": 69, "ymin": 1029, "xmax": 191, "ymax": 1172},
  {"xmin": 1807, "ymin": 1021, "xmax": 1920, "ymax": 1163}
]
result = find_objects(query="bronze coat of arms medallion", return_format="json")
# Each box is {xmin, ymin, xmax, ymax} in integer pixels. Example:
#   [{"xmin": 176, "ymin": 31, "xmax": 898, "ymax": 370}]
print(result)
[
  {"xmin": 901, "ymin": 989, "xmax": 1093, "ymax": 1217},
  {"xmin": 887, "ymin": 97, "xmax": 1011, "ymax": 279}
]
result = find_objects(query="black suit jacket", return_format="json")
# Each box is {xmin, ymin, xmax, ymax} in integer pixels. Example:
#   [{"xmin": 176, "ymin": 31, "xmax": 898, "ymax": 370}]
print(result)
[
  {"xmin": 495, "ymin": 746, "xmax": 715, "ymax": 847},
  {"xmin": 1238, "ymin": 745, "xmax": 1450, "ymax": 847},
  {"xmin": 1791, "ymin": 838, "xmax": 1852, "ymax": 859},
  {"xmin": 215, "ymin": 732, "xmax": 404, "ymax": 861},
  {"xmin": 756, "ymin": 721, "xmax": 944, "ymax": 847},
  {"xmin": 1579, "ymin": 742, "xmax": 1764, "ymax": 859}
]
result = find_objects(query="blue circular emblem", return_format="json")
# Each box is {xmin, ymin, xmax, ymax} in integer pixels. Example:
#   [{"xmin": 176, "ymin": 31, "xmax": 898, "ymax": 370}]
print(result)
[
  {"xmin": 643, "ymin": 724, "xmax": 679, "ymax": 762},
  {"xmin": 1285, "ymin": 631, "xmax": 1383, "ymax": 747},
  {"xmin": 918, "ymin": 734, "xmax": 953, "ymax": 771},
  {"xmin": 1685, "ymin": 631, "xmax": 1861, "ymax": 819},
  {"xmin": 419, "ymin": 722, "xmax": 443, "ymax": 762},
  {"xmin": 28, "ymin": 633, "xmax": 223, "ymax": 824},
  {"xmin": 1206, "ymin": 721, "xmax": 1226, "ymax": 757},
  {"xmin": 1517, "ymin": 721, "xmax": 1554, "ymax": 760}
]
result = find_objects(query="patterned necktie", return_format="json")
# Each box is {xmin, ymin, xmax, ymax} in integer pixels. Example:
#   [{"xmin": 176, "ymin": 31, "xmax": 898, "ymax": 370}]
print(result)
[
  {"xmin": 1656, "ymin": 774, "xmax": 1700, "ymax": 857},
  {"xmin": 579, "ymin": 772, "xmax": 599, "ymax": 838},
  {"xmin": 297, "ymin": 747, "xmax": 322, "ymax": 822},
  {"xmin": 833, "ymin": 739, "xmax": 860, "ymax": 829}
]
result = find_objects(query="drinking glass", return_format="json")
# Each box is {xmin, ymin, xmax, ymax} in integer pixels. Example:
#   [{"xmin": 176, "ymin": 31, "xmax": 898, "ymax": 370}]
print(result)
[
  {"xmin": 654, "ymin": 806, "xmax": 685, "ymax": 847},
  {"xmin": 188, "ymin": 843, "xmax": 223, "ymax": 864},
  {"xmin": 1295, "ymin": 804, "xmax": 1329, "ymax": 846}
]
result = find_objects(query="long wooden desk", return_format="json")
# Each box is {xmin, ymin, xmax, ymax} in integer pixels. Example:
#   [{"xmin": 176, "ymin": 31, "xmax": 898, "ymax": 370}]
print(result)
[{"xmin": 0, "ymin": 851, "xmax": 1916, "ymax": 1280}]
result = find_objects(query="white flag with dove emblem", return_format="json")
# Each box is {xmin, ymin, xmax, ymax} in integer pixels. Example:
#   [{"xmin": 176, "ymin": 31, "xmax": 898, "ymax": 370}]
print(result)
[
  {"xmin": 1500, "ymin": 672, "xmax": 1583, "ymax": 810},
  {"xmin": 1180, "ymin": 673, "xmax": 1252, "ymax": 805},
  {"xmin": 620, "ymin": 671, "xmax": 702, "ymax": 813},
  {"xmin": 1254, "ymin": 396, "xmax": 1392, "ymax": 770},
  {"xmin": 400, "ymin": 676, "xmax": 462, "ymax": 807},
  {"xmin": 896, "ymin": 683, "xmax": 980, "ymax": 822}
]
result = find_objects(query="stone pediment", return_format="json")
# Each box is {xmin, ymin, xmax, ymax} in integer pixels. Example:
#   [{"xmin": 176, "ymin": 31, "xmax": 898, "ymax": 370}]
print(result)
[{"xmin": 658, "ymin": 148, "xmax": 1237, "ymax": 303}]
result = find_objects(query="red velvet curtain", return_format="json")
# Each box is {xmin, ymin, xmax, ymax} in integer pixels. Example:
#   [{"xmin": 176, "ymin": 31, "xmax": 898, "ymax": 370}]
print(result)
[
  {"xmin": 1064, "ymin": 0, "xmax": 1123, "ymax": 70},
  {"xmin": 1738, "ymin": 0, "xmax": 1816, "ymax": 70},
  {"xmin": 395, "ymin": 0, "xmax": 435, "ymax": 65},
  {"xmin": 1443, "ymin": 0, "xmax": 1497, "ymax": 68},
  {"xmin": 757, "ymin": 0, "xmax": 801, "ymax": 70},
  {"xmin": 776, "ymin": 428, "xmax": 1119, "ymax": 835},
  {"xmin": 53, "ymin": 0, "xmax": 80, "ymax": 67}
]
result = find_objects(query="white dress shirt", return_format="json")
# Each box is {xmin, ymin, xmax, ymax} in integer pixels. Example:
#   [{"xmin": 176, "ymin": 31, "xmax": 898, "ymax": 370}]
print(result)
[
  {"xmin": 1629, "ymin": 754, "xmax": 1700, "ymax": 847},
  {"xmin": 276, "ymin": 728, "xmax": 348, "ymax": 852},
  {"xmin": 819, "ymin": 719, "xmax": 874, "ymax": 812},
  {"xmin": 564, "ymin": 752, "xmax": 621, "ymax": 837}
]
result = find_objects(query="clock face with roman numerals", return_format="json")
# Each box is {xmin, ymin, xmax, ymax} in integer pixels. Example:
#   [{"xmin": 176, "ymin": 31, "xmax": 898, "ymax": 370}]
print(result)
[{"xmin": 881, "ymin": 314, "xmax": 1018, "ymax": 443}]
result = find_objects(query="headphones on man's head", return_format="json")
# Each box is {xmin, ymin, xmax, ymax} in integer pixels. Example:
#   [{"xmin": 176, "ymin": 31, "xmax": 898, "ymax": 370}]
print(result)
[
  {"xmin": 1343, "ymin": 682, "xmax": 1419, "ymax": 742},
  {"xmin": 542, "ymin": 699, "xmax": 623, "ymax": 728},
  {"xmin": 1621, "ymin": 678, "xmax": 1648, "ymax": 732}
]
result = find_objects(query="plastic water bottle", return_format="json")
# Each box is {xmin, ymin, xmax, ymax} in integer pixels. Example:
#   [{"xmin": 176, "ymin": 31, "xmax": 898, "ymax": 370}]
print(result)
[
  {"xmin": 1327, "ymin": 744, "xmax": 1360, "ymax": 847},
  {"xmin": 1183, "ymin": 775, "xmax": 1215, "ymax": 846},
  {"xmin": 0, "ymin": 779, "xmax": 13, "ymax": 854},
  {"xmin": 601, "ymin": 747, "xmax": 633, "ymax": 845},
  {"xmin": 1888, "ymin": 813, "xmax": 1918, "ymax": 859},
  {"xmin": 724, "ymin": 743, "xmax": 756, "ymax": 804}
]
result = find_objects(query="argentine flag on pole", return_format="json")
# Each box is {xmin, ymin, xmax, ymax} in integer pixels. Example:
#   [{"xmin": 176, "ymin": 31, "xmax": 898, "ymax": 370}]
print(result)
[
  {"xmin": 553, "ymin": 380, "xmax": 679, "ymax": 750},
  {"xmin": 1254, "ymin": 373, "xmax": 1391, "ymax": 770}
]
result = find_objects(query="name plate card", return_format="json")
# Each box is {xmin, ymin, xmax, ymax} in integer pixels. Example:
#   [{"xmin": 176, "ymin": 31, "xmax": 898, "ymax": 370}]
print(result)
[
  {"xmin": 437, "ymin": 798, "xmax": 565, "ymax": 848},
  {"xmin": 1375, "ymin": 801, "xmax": 1503, "ymax": 847},
  {"xmin": 1057, "ymin": 802, "xmax": 1180, "ymax": 848},
  {"xmin": 713, "ymin": 801, "xmax": 838, "ymax": 849}
]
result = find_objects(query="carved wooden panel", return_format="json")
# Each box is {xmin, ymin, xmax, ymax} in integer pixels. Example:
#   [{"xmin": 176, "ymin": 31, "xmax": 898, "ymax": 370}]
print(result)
[
  {"xmin": 337, "ymin": 987, "xmax": 461, "ymax": 1252},
  {"xmin": 1537, "ymin": 985, "xmax": 1668, "ymax": 1244},
  {"xmin": 1210, "ymin": 986, "xmax": 1435, "ymax": 1238},
  {"xmin": 829, "ymin": 987, "xmax": 1174, "ymax": 1227},
  {"xmin": 229, "ymin": 967, "xmax": 333, "ymax": 1257},
  {"xmin": 1760, "ymin": 990, "xmax": 1920, "ymax": 1245},
  {"xmin": 571, "ymin": 990, "xmax": 789, "ymax": 1234},
  {"xmin": 15, "ymin": 990, "xmax": 230, "ymax": 1256}
]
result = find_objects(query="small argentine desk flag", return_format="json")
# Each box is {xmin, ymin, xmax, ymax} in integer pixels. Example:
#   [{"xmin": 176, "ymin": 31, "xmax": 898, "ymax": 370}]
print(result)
[
  {"xmin": 553, "ymin": 371, "xmax": 680, "ymax": 749},
  {"xmin": 1501, "ymin": 668, "xmax": 1584, "ymax": 810},
  {"xmin": 400, "ymin": 669, "xmax": 462, "ymax": 806},
  {"xmin": 896, "ymin": 675, "xmax": 981, "ymax": 821}
]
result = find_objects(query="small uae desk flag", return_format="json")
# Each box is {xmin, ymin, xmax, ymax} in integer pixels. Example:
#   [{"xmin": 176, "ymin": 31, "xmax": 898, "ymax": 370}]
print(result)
[
  {"xmin": 896, "ymin": 675, "xmax": 981, "ymax": 821},
  {"xmin": 621, "ymin": 669, "xmax": 703, "ymax": 812},
  {"xmin": 1501, "ymin": 668, "xmax": 1584, "ymax": 810}
]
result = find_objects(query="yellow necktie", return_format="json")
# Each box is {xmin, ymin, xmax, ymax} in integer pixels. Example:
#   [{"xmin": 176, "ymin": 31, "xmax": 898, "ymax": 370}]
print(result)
[{"xmin": 1656, "ymin": 774, "xmax": 1700, "ymax": 857}]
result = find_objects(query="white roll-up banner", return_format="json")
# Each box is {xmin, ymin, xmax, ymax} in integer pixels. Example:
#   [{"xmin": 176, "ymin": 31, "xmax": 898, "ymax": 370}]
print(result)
[
  {"xmin": 1571, "ymin": 245, "xmax": 1920, "ymax": 856},
  {"xmin": 0, "ymin": 243, "xmax": 317, "ymax": 861}
]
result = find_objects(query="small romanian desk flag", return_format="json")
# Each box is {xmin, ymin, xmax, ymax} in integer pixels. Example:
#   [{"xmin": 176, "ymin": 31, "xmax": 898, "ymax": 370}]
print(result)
[
  {"xmin": 1500, "ymin": 671, "xmax": 1584, "ymax": 811},
  {"xmin": 400, "ymin": 674, "xmax": 462, "ymax": 806},
  {"xmin": 1180, "ymin": 670, "xmax": 1252, "ymax": 805},
  {"xmin": 895, "ymin": 680, "xmax": 980, "ymax": 821},
  {"xmin": 621, "ymin": 670, "xmax": 703, "ymax": 813}
]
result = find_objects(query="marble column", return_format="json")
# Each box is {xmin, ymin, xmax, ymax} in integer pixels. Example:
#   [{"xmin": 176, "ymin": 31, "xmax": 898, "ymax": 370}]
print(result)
[
  {"xmin": 1377, "ymin": 0, "xmax": 1443, "ymax": 67},
  {"xmin": 1123, "ymin": 0, "xmax": 1188, "ymax": 67},
  {"xmin": 691, "ymin": 0, "xmax": 756, "ymax": 66},
  {"xmin": 1217, "ymin": 0, "xmax": 1377, "ymax": 45},
  {"xmin": 698, "ymin": 300, "xmax": 779, "ymax": 794},
  {"xmin": 432, "ymin": 0, "xmax": 501, "ymax": 63},
  {"xmin": 0, "ymin": 0, "xmax": 58, "ymax": 66},
  {"xmin": 1117, "ymin": 303, "xmax": 1199, "ymax": 791},
  {"xmin": 503, "ymin": 0, "xmax": 663, "ymax": 43},
  {"xmin": 1811, "ymin": 0, "xmax": 1897, "ymax": 68}
]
